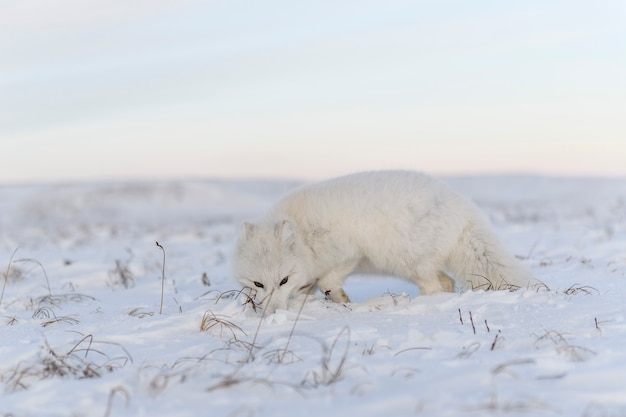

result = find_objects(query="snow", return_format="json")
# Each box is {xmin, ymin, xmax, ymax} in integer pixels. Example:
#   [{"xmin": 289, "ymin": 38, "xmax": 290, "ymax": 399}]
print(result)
[{"xmin": 1, "ymin": 176, "xmax": 626, "ymax": 417}]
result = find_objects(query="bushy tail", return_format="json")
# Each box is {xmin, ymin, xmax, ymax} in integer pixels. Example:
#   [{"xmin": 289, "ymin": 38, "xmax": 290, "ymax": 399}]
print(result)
[{"xmin": 447, "ymin": 224, "xmax": 539, "ymax": 291}]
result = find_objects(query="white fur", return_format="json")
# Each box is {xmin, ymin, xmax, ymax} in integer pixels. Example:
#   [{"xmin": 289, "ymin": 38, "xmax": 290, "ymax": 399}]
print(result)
[{"xmin": 232, "ymin": 171, "xmax": 538, "ymax": 313}]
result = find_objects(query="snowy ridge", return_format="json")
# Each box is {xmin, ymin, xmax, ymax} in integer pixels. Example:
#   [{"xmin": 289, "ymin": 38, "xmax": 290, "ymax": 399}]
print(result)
[{"xmin": 0, "ymin": 176, "xmax": 625, "ymax": 416}]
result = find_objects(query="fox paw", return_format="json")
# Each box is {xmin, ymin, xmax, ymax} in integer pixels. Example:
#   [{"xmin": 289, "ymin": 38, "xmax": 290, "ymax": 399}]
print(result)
[{"xmin": 323, "ymin": 288, "xmax": 350, "ymax": 303}]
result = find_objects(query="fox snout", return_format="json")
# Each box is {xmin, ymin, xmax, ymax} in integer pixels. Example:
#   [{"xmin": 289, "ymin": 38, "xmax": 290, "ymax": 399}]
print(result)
[{"xmin": 254, "ymin": 289, "xmax": 288, "ymax": 314}]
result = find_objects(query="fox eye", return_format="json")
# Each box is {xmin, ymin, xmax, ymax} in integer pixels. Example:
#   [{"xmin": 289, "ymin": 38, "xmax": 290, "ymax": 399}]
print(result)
[
  {"xmin": 253, "ymin": 281, "xmax": 264, "ymax": 289},
  {"xmin": 279, "ymin": 276, "xmax": 289, "ymax": 286}
]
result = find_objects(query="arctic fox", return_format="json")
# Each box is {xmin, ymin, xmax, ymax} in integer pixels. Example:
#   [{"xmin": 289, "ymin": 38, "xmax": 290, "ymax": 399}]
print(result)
[{"xmin": 232, "ymin": 171, "xmax": 537, "ymax": 313}]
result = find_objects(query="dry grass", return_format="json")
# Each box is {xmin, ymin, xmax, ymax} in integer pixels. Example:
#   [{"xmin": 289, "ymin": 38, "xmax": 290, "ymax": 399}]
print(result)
[
  {"xmin": 564, "ymin": 284, "xmax": 599, "ymax": 296},
  {"xmin": 155, "ymin": 241, "xmax": 166, "ymax": 314},
  {"xmin": 36, "ymin": 293, "xmax": 97, "ymax": 308},
  {"xmin": 533, "ymin": 329, "xmax": 596, "ymax": 362},
  {"xmin": 103, "ymin": 386, "xmax": 131, "ymax": 417},
  {"xmin": 127, "ymin": 307, "xmax": 155, "ymax": 318},
  {"xmin": 273, "ymin": 292, "xmax": 310, "ymax": 364},
  {"xmin": 0, "ymin": 247, "xmax": 20, "ymax": 309},
  {"xmin": 14, "ymin": 258, "xmax": 52, "ymax": 296},
  {"xmin": 108, "ymin": 256, "xmax": 135, "ymax": 289},
  {"xmin": 215, "ymin": 288, "xmax": 260, "ymax": 313},
  {"xmin": 468, "ymin": 274, "xmax": 522, "ymax": 291},
  {"xmin": 2, "ymin": 335, "xmax": 133, "ymax": 392},
  {"xmin": 0, "ymin": 243, "xmax": 608, "ymax": 417},
  {"xmin": 200, "ymin": 310, "xmax": 246, "ymax": 339},
  {"xmin": 301, "ymin": 326, "xmax": 351, "ymax": 388},
  {"xmin": 41, "ymin": 315, "xmax": 80, "ymax": 327},
  {"xmin": 468, "ymin": 274, "xmax": 550, "ymax": 292}
]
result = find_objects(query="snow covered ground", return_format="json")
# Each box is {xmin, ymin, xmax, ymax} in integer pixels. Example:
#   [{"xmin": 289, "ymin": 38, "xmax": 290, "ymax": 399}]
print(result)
[{"xmin": 1, "ymin": 175, "xmax": 625, "ymax": 417}]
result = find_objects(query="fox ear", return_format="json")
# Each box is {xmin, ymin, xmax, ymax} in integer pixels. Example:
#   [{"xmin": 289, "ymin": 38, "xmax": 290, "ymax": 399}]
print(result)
[
  {"xmin": 242, "ymin": 222, "xmax": 254, "ymax": 240},
  {"xmin": 277, "ymin": 220, "xmax": 295, "ymax": 247}
]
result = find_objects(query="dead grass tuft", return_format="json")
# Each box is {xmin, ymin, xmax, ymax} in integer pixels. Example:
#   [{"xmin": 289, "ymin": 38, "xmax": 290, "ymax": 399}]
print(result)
[
  {"xmin": 564, "ymin": 284, "xmax": 599, "ymax": 296},
  {"xmin": 215, "ymin": 288, "xmax": 260, "ymax": 313},
  {"xmin": 41, "ymin": 315, "xmax": 80, "ymax": 327},
  {"xmin": 200, "ymin": 310, "xmax": 246, "ymax": 339},
  {"xmin": 2, "ymin": 334, "xmax": 133, "ymax": 392},
  {"xmin": 301, "ymin": 326, "xmax": 351, "ymax": 388},
  {"xmin": 127, "ymin": 307, "xmax": 155, "ymax": 318},
  {"xmin": 468, "ymin": 274, "xmax": 549, "ymax": 292},
  {"xmin": 0, "ymin": 248, "xmax": 20, "ymax": 309},
  {"xmin": 108, "ymin": 253, "xmax": 135, "ymax": 289},
  {"xmin": 533, "ymin": 329, "xmax": 596, "ymax": 362},
  {"xmin": 468, "ymin": 275, "xmax": 522, "ymax": 292},
  {"xmin": 36, "ymin": 293, "xmax": 97, "ymax": 308}
]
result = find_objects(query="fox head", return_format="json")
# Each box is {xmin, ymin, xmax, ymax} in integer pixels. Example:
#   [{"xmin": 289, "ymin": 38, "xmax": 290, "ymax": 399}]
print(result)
[{"xmin": 232, "ymin": 220, "xmax": 311, "ymax": 314}]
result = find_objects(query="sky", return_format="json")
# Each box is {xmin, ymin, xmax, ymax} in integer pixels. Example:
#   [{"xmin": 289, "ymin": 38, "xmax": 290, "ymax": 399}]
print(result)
[{"xmin": 1, "ymin": 0, "xmax": 625, "ymax": 184}]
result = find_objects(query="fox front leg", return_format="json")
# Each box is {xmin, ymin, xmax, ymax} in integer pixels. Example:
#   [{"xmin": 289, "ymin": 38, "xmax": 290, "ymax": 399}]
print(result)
[
  {"xmin": 316, "ymin": 260, "xmax": 360, "ymax": 304},
  {"xmin": 323, "ymin": 287, "xmax": 350, "ymax": 303}
]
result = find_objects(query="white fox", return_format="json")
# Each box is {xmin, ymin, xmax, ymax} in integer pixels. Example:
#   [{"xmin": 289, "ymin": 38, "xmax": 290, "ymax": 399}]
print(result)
[{"xmin": 232, "ymin": 171, "xmax": 538, "ymax": 313}]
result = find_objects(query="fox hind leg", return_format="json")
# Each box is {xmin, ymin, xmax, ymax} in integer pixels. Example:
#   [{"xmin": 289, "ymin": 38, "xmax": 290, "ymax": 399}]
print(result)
[
  {"xmin": 411, "ymin": 265, "xmax": 454, "ymax": 295},
  {"xmin": 438, "ymin": 271, "xmax": 455, "ymax": 292}
]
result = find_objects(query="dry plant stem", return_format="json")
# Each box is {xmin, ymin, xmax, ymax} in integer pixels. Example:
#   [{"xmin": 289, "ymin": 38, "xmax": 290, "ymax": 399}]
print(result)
[
  {"xmin": 491, "ymin": 333, "xmax": 502, "ymax": 351},
  {"xmin": 394, "ymin": 347, "xmax": 432, "ymax": 357},
  {"xmin": 103, "ymin": 386, "xmax": 131, "ymax": 417},
  {"xmin": 248, "ymin": 289, "xmax": 274, "ymax": 362},
  {"xmin": 321, "ymin": 326, "xmax": 351, "ymax": 386},
  {"xmin": 0, "ymin": 247, "xmax": 19, "ymax": 309},
  {"xmin": 279, "ymin": 292, "xmax": 310, "ymax": 363},
  {"xmin": 200, "ymin": 311, "xmax": 246, "ymax": 338},
  {"xmin": 67, "ymin": 334, "xmax": 95, "ymax": 359},
  {"xmin": 15, "ymin": 258, "xmax": 52, "ymax": 296},
  {"xmin": 155, "ymin": 241, "xmax": 166, "ymax": 315}
]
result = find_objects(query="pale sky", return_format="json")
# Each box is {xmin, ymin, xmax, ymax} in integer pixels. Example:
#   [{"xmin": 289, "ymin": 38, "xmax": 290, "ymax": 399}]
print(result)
[{"xmin": 2, "ymin": 0, "xmax": 625, "ymax": 183}]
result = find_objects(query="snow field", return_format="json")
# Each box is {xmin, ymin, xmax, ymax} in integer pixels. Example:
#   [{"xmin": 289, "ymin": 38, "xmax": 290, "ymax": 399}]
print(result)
[{"xmin": 0, "ymin": 177, "xmax": 625, "ymax": 416}]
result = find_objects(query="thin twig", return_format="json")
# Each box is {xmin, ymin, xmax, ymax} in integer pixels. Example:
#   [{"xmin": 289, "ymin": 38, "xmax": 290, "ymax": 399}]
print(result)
[
  {"xmin": 394, "ymin": 347, "xmax": 432, "ymax": 357},
  {"xmin": 103, "ymin": 386, "xmax": 131, "ymax": 417},
  {"xmin": 279, "ymin": 292, "xmax": 310, "ymax": 363},
  {"xmin": 155, "ymin": 241, "xmax": 166, "ymax": 314},
  {"xmin": 247, "ymin": 290, "xmax": 274, "ymax": 362},
  {"xmin": 15, "ymin": 258, "xmax": 52, "ymax": 296},
  {"xmin": 490, "ymin": 332, "xmax": 502, "ymax": 351},
  {"xmin": 0, "ymin": 247, "xmax": 19, "ymax": 309}
]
